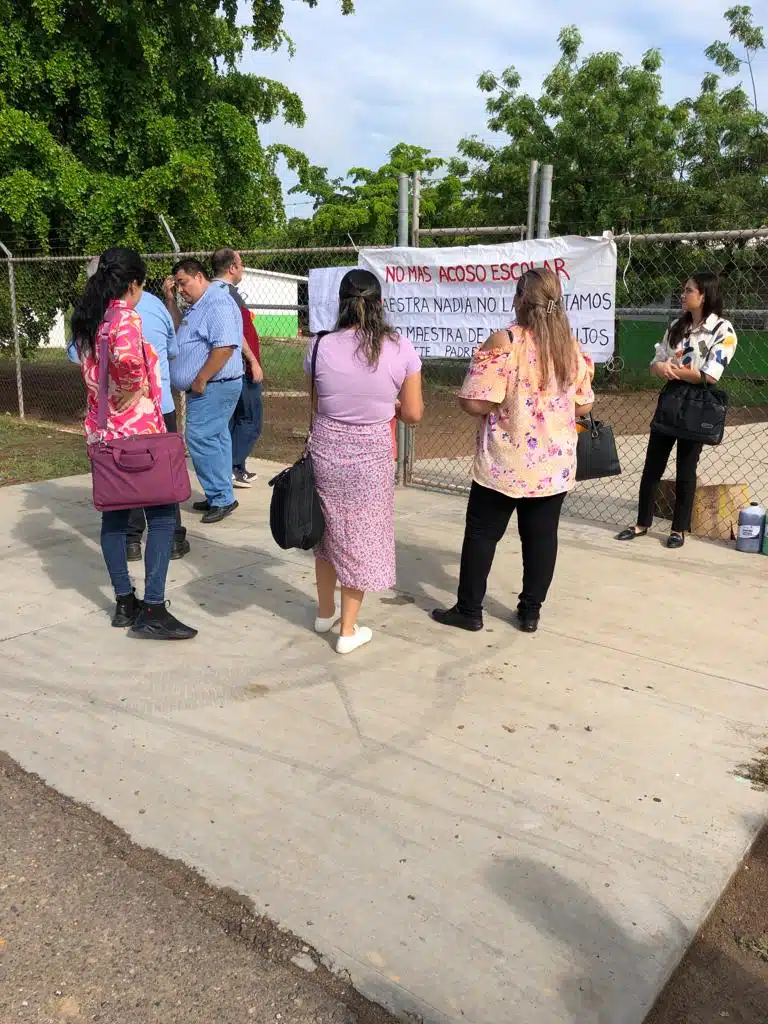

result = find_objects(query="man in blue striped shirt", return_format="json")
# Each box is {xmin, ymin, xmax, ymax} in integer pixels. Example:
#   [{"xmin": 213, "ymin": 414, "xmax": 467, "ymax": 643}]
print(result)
[{"xmin": 165, "ymin": 259, "xmax": 243, "ymax": 524}]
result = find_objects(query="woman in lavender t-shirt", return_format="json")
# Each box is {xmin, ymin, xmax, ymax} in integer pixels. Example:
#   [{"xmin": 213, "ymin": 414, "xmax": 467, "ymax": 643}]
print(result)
[{"xmin": 305, "ymin": 270, "xmax": 424, "ymax": 655}]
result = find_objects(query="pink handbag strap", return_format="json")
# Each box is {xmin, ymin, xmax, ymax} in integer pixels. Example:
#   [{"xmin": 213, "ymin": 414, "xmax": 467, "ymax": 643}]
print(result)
[{"xmin": 96, "ymin": 307, "xmax": 161, "ymax": 435}]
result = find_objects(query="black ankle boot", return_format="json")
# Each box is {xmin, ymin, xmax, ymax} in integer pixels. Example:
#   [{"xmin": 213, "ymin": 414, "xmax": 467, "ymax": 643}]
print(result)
[
  {"xmin": 516, "ymin": 603, "xmax": 540, "ymax": 634},
  {"xmin": 431, "ymin": 605, "xmax": 483, "ymax": 632},
  {"xmin": 112, "ymin": 589, "xmax": 143, "ymax": 628},
  {"xmin": 131, "ymin": 602, "xmax": 197, "ymax": 641}
]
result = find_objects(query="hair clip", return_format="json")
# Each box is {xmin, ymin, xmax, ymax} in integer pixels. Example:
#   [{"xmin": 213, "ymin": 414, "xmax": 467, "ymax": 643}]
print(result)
[{"xmin": 546, "ymin": 300, "xmax": 556, "ymax": 315}]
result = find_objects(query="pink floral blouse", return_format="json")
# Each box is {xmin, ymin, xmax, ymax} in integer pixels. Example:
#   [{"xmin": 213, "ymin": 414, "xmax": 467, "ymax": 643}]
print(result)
[
  {"xmin": 458, "ymin": 326, "xmax": 595, "ymax": 499},
  {"xmin": 80, "ymin": 299, "xmax": 166, "ymax": 444}
]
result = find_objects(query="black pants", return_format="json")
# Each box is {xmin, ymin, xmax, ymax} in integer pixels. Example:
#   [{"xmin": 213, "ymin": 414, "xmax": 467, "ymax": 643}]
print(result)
[
  {"xmin": 637, "ymin": 432, "xmax": 703, "ymax": 533},
  {"xmin": 456, "ymin": 482, "xmax": 566, "ymax": 619},
  {"xmin": 127, "ymin": 410, "xmax": 185, "ymax": 543}
]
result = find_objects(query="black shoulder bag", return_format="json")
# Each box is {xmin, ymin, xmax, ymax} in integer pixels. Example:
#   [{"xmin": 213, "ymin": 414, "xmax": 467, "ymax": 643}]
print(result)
[
  {"xmin": 650, "ymin": 323, "xmax": 728, "ymax": 446},
  {"xmin": 576, "ymin": 413, "xmax": 622, "ymax": 481},
  {"xmin": 268, "ymin": 332, "xmax": 328, "ymax": 550}
]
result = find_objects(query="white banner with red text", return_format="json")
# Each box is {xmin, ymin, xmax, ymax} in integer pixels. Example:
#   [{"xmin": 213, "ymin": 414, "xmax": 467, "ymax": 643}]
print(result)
[{"xmin": 307, "ymin": 237, "xmax": 617, "ymax": 362}]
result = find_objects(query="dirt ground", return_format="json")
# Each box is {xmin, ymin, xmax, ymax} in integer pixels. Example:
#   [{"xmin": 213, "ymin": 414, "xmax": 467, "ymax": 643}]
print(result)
[
  {"xmin": 3, "ymin": 364, "xmax": 767, "ymax": 469},
  {"xmin": 0, "ymin": 752, "xmax": 398, "ymax": 1024},
  {"xmin": 2, "ymin": 751, "xmax": 767, "ymax": 1024}
]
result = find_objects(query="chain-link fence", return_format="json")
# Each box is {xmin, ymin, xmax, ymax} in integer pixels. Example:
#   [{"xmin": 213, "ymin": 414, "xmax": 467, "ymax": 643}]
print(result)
[
  {"xmin": 2, "ymin": 231, "xmax": 767, "ymax": 538},
  {"xmin": 0, "ymin": 246, "xmax": 362, "ymax": 466},
  {"xmin": 408, "ymin": 228, "xmax": 768, "ymax": 537}
]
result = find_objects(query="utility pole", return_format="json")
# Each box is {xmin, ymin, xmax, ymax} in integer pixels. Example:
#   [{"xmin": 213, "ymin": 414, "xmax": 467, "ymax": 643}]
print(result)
[
  {"xmin": 526, "ymin": 160, "xmax": 539, "ymax": 240},
  {"xmin": 537, "ymin": 164, "xmax": 553, "ymax": 239}
]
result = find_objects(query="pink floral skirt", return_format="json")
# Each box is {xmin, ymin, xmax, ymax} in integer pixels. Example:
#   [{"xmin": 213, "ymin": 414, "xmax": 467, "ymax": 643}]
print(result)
[{"xmin": 309, "ymin": 415, "xmax": 395, "ymax": 592}]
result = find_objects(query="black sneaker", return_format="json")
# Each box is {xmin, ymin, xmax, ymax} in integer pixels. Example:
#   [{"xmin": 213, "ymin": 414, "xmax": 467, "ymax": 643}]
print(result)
[
  {"xmin": 171, "ymin": 537, "xmax": 191, "ymax": 560},
  {"xmin": 126, "ymin": 540, "xmax": 142, "ymax": 562},
  {"xmin": 131, "ymin": 602, "xmax": 197, "ymax": 641},
  {"xmin": 233, "ymin": 470, "xmax": 257, "ymax": 489},
  {"xmin": 192, "ymin": 500, "xmax": 210, "ymax": 513},
  {"xmin": 112, "ymin": 589, "xmax": 143, "ymax": 628},
  {"xmin": 431, "ymin": 605, "xmax": 483, "ymax": 632},
  {"xmin": 201, "ymin": 501, "xmax": 239, "ymax": 524}
]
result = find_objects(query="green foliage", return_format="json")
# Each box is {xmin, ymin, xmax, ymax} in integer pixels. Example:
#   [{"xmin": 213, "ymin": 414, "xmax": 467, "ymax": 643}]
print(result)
[
  {"xmin": 289, "ymin": 143, "xmax": 444, "ymax": 244},
  {"xmin": 0, "ymin": 0, "xmax": 354, "ymax": 253},
  {"xmin": 449, "ymin": 10, "xmax": 766, "ymax": 235},
  {"xmin": 288, "ymin": 6, "xmax": 766, "ymax": 242}
]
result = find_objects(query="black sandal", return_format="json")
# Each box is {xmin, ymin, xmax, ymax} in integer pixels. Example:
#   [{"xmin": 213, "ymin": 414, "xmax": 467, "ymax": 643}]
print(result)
[
  {"xmin": 666, "ymin": 532, "xmax": 685, "ymax": 549},
  {"xmin": 616, "ymin": 527, "xmax": 648, "ymax": 541}
]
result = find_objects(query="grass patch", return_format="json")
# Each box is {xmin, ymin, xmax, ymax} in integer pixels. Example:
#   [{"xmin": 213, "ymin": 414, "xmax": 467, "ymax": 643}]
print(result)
[
  {"xmin": 261, "ymin": 338, "xmax": 305, "ymax": 390},
  {"xmin": 0, "ymin": 416, "xmax": 88, "ymax": 486},
  {"xmin": 736, "ymin": 933, "xmax": 768, "ymax": 964},
  {"xmin": 733, "ymin": 747, "xmax": 768, "ymax": 791}
]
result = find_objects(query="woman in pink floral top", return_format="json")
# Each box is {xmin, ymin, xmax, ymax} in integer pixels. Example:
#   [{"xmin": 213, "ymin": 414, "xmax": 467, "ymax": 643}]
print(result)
[
  {"xmin": 433, "ymin": 267, "xmax": 594, "ymax": 634},
  {"xmin": 71, "ymin": 248, "xmax": 196, "ymax": 641}
]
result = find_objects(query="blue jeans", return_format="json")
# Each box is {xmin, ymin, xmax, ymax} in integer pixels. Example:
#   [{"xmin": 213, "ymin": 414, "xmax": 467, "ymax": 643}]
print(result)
[
  {"xmin": 185, "ymin": 378, "xmax": 242, "ymax": 507},
  {"xmin": 230, "ymin": 379, "xmax": 263, "ymax": 473},
  {"xmin": 101, "ymin": 505, "xmax": 176, "ymax": 604},
  {"xmin": 127, "ymin": 410, "xmax": 185, "ymax": 543}
]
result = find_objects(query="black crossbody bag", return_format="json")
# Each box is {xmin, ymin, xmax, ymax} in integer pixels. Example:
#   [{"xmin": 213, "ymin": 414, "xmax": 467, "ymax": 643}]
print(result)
[{"xmin": 267, "ymin": 332, "xmax": 328, "ymax": 550}]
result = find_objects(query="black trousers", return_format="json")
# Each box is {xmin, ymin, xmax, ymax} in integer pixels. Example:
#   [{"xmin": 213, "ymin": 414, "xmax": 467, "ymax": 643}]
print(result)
[
  {"xmin": 127, "ymin": 410, "xmax": 185, "ymax": 543},
  {"xmin": 456, "ymin": 481, "xmax": 566, "ymax": 619},
  {"xmin": 637, "ymin": 432, "xmax": 703, "ymax": 533}
]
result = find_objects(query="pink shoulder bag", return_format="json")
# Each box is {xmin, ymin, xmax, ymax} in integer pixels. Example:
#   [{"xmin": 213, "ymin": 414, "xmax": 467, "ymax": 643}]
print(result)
[{"xmin": 87, "ymin": 310, "xmax": 191, "ymax": 512}]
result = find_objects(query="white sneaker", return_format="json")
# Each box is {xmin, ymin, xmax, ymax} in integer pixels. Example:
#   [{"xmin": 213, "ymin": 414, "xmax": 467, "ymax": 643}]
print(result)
[
  {"xmin": 314, "ymin": 602, "xmax": 341, "ymax": 634},
  {"xmin": 335, "ymin": 626, "xmax": 373, "ymax": 655}
]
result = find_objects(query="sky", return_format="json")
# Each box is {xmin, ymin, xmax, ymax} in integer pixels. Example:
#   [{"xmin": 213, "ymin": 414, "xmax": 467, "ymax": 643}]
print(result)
[{"xmin": 243, "ymin": 0, "xmax": 767, "ymax": 216}]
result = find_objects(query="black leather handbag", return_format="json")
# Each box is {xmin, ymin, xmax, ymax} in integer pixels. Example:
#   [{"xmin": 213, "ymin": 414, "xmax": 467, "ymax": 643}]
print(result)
[
  {"xmin": 268, "ymin": 333, "xmax": 327, "ymax": 550},
  {"xmin": 651, "ymin": 378, "xmax": 728, "ymax": 446},
  {"xmin": 576, "ymin": 414, "xmax": 622, "ymax": 481}
]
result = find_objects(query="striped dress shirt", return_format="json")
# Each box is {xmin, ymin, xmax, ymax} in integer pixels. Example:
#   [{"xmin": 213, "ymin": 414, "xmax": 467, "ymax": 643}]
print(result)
[{"xmin": 170, "ymin": 284, "xmax": 243, "ymax": 392}]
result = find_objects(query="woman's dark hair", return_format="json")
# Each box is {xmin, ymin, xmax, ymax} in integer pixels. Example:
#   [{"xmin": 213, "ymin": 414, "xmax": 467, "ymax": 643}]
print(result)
[
  {"xmin": 336, "ymin": 269, "xmax": 397, "ymax": 367},
  {"xmin": 71, "ymin": 248, "xmax": 146, "ymax": 356},
  {"xmin": 668, "ymin": 271, "xmax": 724, "ymax": 347}
]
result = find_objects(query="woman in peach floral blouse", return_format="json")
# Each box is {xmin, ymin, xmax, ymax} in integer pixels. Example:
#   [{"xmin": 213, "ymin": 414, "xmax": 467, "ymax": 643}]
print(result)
[{"xmin": 433, "ymin": 267, "xmax": 594, "ymax": 634}]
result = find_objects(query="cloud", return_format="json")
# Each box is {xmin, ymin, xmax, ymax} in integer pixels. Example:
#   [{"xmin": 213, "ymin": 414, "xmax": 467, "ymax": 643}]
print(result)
[{"xmin": 240, "ymin": 0, "xmax": 767, "ymax": 212}]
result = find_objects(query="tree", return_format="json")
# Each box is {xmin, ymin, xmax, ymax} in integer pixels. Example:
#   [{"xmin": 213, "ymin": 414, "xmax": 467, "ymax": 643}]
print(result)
[
  {"xmin": 706, "ymin": 4, "xmax": 765, "ymax": 111},
  {"xmin": 0, "ymin": 0, "xmax": 354, "ymax": 254},
  {"xmin": 445, "ymin": 8, "xmax": 765, "ymax": 235},
  {"xmin": 451, "ymin": 26, "xmax": 687, "ymax": 235},
  {"xmin": 289, "ymin": 143, "xmax": 444, "ymax": 245},
  {"xmin": 675, "ymin": 6, "xmax": 767, "ymax": 230}
]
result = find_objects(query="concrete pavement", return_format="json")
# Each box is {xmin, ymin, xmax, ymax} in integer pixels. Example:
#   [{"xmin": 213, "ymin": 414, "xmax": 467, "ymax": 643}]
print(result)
[{"xmin": 1, "ymin": 463, "xmax": 767, "ymax": 1023}]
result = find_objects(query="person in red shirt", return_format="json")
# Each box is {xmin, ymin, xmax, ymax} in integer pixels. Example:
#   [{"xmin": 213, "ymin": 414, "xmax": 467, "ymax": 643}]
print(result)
[{"xmin": 211, "ymin": 248, "xmax": 264, "ymax": 487}]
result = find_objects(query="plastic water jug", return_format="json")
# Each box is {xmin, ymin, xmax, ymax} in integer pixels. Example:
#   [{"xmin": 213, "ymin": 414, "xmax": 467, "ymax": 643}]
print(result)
[{"xmin": 736, "ymin": 501, "xmax": 766, "ymax": 554}]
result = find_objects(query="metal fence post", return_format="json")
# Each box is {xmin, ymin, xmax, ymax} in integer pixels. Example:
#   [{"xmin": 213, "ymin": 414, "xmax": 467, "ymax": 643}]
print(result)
[
  {"xmin": 537, "ymin": 164, "xmax": 553, "ymax": 239},
  {"xmin": 404, "ymin": 171, "xmax": 422, "ymax": 481},
  {"xmin": 411, "ymin": 171, "xmax": 421, "ymax": 248},
  {"xmin": 526, "ymin": 160, "xmax": 539, "ymax": 240},
  {"xmin": 0, "ymin": 241, "xmax": 24, "ymax": 419},
  {"xmin": 396, "ymin": 173, "xmax": 409, "ymax": 485},
  {"xmin": 157, "ymin": 215, "xmax": 186, "ymax": 442}
]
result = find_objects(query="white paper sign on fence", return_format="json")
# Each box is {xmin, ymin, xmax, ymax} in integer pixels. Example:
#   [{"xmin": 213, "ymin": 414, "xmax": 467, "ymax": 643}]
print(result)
[
  {"xmin": 357, "ymin": 236, "xmax": 617, "ymax": 363},
  {"xmin": 308, "ymin": 266, "xmax": 350, "ymax": 333}
]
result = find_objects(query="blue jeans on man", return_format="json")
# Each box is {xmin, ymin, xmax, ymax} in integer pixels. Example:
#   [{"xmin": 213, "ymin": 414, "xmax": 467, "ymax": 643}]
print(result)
[
  {"xmin": 185, "ymin": 378, "xmax": 242, "ymax": 508},
  {"xmin": 230, "ymin": 379, "xmax": 263, "ymax": 473}
]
